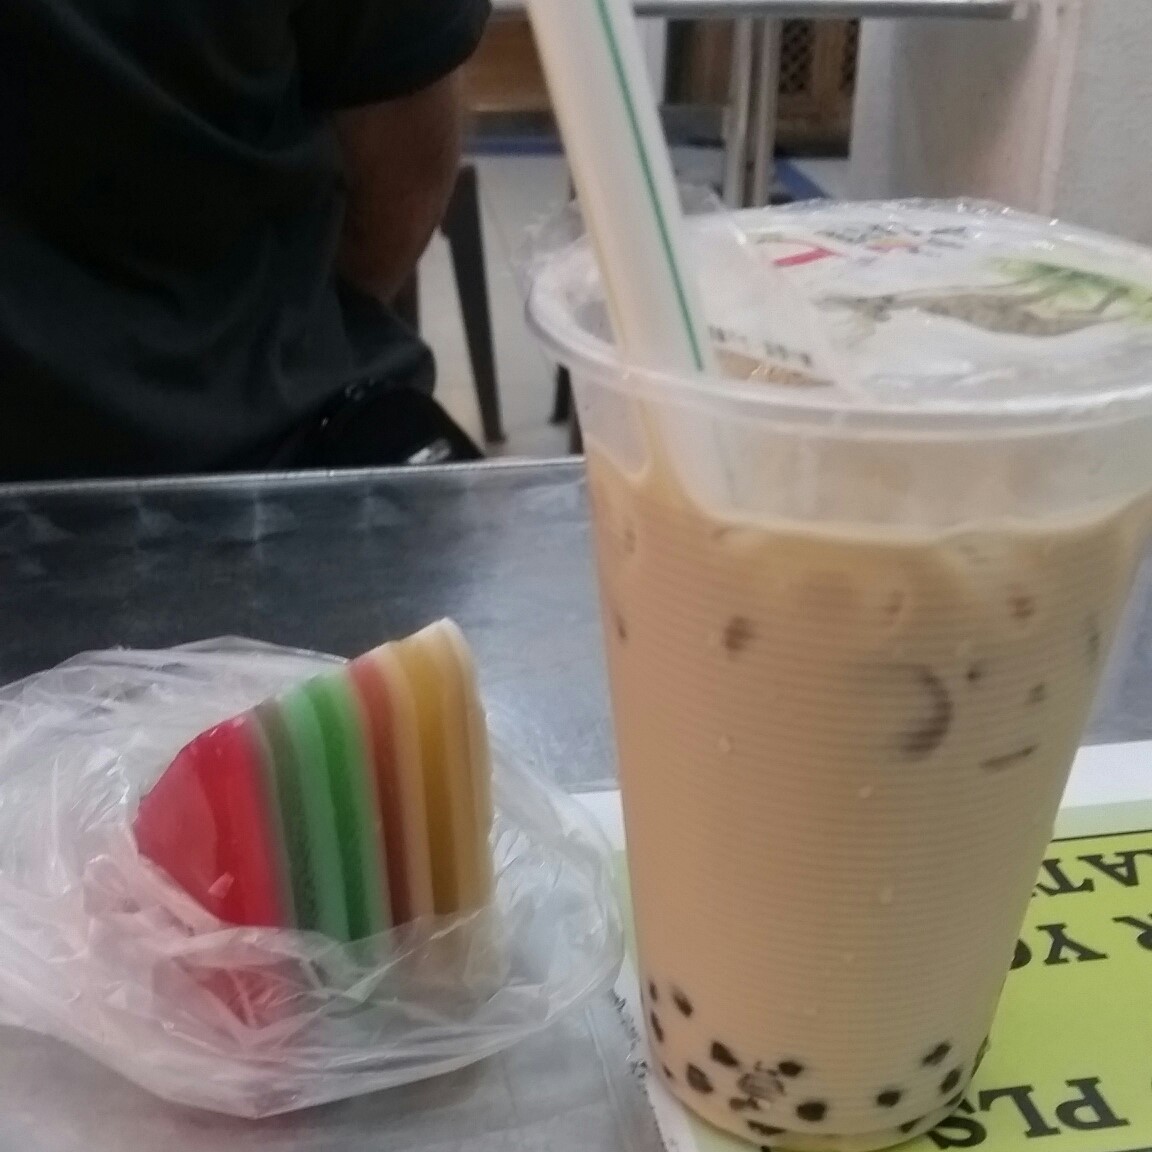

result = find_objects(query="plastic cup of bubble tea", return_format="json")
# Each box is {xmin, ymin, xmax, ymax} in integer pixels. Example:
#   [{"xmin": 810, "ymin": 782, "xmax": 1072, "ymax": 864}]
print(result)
[{"xmin": 527, "ymin": 202, "xmax": 1152, "ymax": 1151}]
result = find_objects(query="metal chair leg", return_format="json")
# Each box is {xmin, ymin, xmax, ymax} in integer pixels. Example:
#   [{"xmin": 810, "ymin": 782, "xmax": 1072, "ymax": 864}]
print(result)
[
  {"xmin": 553, "ymin": 367, "xmax": 581, "ymax": 453},
  {"xmin": 551, "ymin": 367, "xmax": 573, "ymax": 426},
  {"xmin": 442, "ymin": 165, "xmax": 506, "ymax": 444},
  {"xmin": 568, "ymin": 406, "xmax": 584, "ymax": 456}
]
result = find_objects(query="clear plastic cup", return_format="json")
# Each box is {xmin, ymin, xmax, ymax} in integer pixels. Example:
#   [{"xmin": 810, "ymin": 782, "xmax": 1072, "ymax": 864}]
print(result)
[{"xmin": 528, "ymin": 203, "xmax": 1152, "ymax": 1151}]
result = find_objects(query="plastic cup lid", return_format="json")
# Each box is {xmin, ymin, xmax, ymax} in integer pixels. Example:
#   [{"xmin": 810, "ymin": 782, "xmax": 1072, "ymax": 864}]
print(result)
[{"xmin": 529, "ymin": 201, "xmax": 1152, "ymax": 432}]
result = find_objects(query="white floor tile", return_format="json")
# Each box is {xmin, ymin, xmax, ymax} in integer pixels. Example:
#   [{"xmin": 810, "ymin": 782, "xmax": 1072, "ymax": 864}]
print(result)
[
  {"xmin": 473, "ymin": 154, "xmax": 571, "ymax": 268},
  {"xmin": 790, "ymin": 158, "xmax": 851, "ymax": 200},
  {"xmin": 419, "ymin": 233, "xmax": 482, "ymax": 444}
]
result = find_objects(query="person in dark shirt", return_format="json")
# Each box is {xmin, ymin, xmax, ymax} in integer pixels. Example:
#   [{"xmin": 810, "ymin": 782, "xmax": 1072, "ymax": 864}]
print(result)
[{"xmin": 0, "ymin": 0, "xmax": 490, "ymax": 480}]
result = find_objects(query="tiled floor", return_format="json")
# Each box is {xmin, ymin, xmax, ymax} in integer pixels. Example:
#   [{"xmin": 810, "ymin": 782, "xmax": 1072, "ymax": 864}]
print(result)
[{"xmin": 421, "ymin": 151, "xmax": 847, "ymax": 457}]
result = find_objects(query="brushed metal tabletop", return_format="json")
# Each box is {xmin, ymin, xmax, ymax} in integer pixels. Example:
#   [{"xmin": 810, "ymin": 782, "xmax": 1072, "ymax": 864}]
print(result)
[{"xmin": 0, "ymin": 461, "xmax": 616, "ymax": 793}]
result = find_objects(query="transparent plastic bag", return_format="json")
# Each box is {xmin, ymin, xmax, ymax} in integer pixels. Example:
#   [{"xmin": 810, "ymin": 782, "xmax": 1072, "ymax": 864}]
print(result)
[{"xmin": 0, "ymin": 641, "xmax": 623, "ymax": 1118}]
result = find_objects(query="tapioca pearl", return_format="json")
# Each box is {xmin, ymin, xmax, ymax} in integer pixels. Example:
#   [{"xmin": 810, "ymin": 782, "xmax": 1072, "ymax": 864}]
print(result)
[
  {"xmin": 981, "ymin": 744, "xmax": 1039, "ymax": 773},
  {"xmin": 1007, "ymin": 587, "xmax": 1038, "ymax": 626},
  {"xmin": 649, "ymin": 1011, "xmax": 665, "ymax": 1045},
  {"xmin": 662, "ymin": 1065, "xmax": 674, "ymax": 1081},
  {"xmin": 778, "ymin": 1060, "xmax": 805, "ymax": 1078},
  {"xmin": 748, "ymin": 1121, "xmax": 785, "ymax": 1138},
  {"xmin": 672, "ymin": 988, "xmax": 694, "ymax": 1017},
  {"xmin": 686, "ymin": 1065, "xmax": 714, "ymax": 1094},
  {"xmin": 796, "ymin": 1101, "xmax": 828, "ymax": 1123},
  {"xmin": 612, "ymin": 609, "xmax": 628, "ymax": 644},
  {"xmin": 876, "ymin": 1090, "xmax": 903, "ymax": 1109},
  {"xmin": 1086, "ymin": 617, "xmax": 1103, "ymax": 668},
  {"xmin": 730, "ymin": 1097, "xmax": 759, "ymax": 1113},
  {"xmin": 723, "ymin": 617, "xmax": 756, "ymax": 656},
  {"xmin": 880, "ymin": 586, "xmax": 909, "ymax": 628},
  {"xmin": 966, "ymin": 662, "xmax": 988, "ymax": 686},
  {"xmin": 888, "ymin": 665, "xmax": 952, "ymax": 760},
  {"xmin": 740, "ymin": 1067, "xmax": 785, "ymax": 1101},
  {"xmin": 711, "ymin": 1042, "xmax": 740, "ymax": 1068},
  {"xmin": 940, "ymin": 1068, "xmax": 963, "ymax": 1095},
  {"xmin": 1027, "ymin": 683, "xmax": 1048, "ymax": 706},
  {"xmin": 923, "ymin": 1042, "xmax": 952, "ymax": 1067}
]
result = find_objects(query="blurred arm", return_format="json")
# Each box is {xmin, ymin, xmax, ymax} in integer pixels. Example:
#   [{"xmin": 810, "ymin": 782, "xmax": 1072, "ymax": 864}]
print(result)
[{"xmin": 332, "ymin": 71, "xmax": 465, "ymax": 303}]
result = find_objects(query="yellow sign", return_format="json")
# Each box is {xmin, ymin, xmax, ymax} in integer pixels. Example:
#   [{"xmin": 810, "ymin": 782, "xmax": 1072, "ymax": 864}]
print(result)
[{"xmin": 621, "ymin": 800, "xmax": 1152, "ymax": 1152}]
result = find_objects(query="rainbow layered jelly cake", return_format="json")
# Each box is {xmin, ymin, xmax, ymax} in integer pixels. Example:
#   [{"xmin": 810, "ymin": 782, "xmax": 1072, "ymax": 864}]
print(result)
[{"xmin": 134, "ymin": 621, "xmax": 494, "ymax": 940}]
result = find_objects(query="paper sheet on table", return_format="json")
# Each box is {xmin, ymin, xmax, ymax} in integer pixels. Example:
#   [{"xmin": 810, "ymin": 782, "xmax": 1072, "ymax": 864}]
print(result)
[{"xmin": 599, "ymin": 742, "xmax": 1152, "ymax": 1152}]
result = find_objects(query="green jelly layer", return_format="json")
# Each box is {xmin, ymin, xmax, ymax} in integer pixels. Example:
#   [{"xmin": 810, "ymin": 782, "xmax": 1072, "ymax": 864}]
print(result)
[
  {"xmin": 303, "ymin": 674, "xmax": 391, "ymax": 941},
  {"xmin": 275, "ymin": 688, "xmax": 350, "ymax": 941}
]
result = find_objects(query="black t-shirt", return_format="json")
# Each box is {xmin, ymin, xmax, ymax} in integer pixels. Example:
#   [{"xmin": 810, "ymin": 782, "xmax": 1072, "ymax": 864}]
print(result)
[{"xmin": 0, "ymin": 0, "xmax": 490, "ymax": 480}]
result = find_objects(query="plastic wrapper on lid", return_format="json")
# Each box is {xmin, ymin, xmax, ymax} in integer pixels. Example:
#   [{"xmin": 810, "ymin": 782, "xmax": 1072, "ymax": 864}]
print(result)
[{"xmin": 0, "ymin": 641, "xmax": 623, "ymax": 1118}]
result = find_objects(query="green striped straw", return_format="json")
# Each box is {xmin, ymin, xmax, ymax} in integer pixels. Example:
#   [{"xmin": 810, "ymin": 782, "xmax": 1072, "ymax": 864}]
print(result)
[{"xmin": 526, "ymin": 0, "xmax": 718, "ymax": 376}]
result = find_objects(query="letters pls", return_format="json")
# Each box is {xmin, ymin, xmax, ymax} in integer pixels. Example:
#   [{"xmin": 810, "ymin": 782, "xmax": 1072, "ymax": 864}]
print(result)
[{"xmin": 929, "ymin": 1078, "xmax": 1129, "ymax": 1149}]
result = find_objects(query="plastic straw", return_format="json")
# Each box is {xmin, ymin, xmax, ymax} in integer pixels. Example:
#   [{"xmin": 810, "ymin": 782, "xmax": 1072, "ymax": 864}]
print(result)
[{"xmin": 525, "ymin": 0, "xmax": 718, "ymax": 376}]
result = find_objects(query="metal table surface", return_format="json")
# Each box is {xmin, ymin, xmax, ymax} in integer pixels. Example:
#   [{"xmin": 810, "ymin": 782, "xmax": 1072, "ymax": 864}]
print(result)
[
  {"xmin": 0, "ymin": 461, "xmax": 620, "ymax": 795},
  {"xmin": 2, "ymin": 458, "xmax": 1152, "ymax": 1152}
]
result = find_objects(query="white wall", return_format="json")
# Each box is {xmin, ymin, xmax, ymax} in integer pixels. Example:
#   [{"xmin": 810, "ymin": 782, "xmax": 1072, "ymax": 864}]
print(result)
[
  {"xmin": 849, "ymin": 0, "xmax": 1152, "ymax": 243},
  {"xmin": 1056, "ymin": 0, "xmax": 1152, "ymax": 238}
]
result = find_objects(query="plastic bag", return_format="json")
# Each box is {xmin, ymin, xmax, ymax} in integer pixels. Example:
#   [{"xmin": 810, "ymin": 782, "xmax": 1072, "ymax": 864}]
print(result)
[{"xmin": 0, "ymin": 641, "xmax": 623, "ymax": 1118}]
